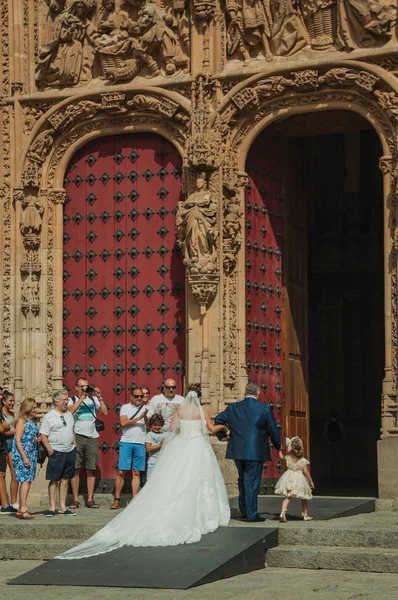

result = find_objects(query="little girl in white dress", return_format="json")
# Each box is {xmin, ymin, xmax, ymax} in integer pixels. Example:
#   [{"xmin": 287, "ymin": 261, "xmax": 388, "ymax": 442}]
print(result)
[{"xmin": 274, "ymin": 436, "xmax": 314, "ymax": 522}]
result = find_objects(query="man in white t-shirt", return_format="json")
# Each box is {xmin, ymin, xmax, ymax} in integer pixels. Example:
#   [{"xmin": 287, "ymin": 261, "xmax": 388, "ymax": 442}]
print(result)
[
  {"xmin": 147, "ymin": 378, "xmax": 184, "ymax": 432},
  {"xmin": 40, "ymin": 389, "xmax": 76, "ymax": 517},
  {"xmin": 67, "ymin": 377, "xmax": 108, "ymax": 509},
  {"xmin": 111, "ymin": 387, "xmax": 148, "ymax": 510}
]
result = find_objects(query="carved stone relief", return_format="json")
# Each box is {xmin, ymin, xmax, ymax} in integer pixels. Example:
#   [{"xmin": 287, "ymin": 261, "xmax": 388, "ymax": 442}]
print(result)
[
  {"xmin": 225, "ymin": 1, "xmax": 397, "ymax": 64},
  {"xmin": 36, "ymin": 0, "xmax": 190, "ymax": 88}
]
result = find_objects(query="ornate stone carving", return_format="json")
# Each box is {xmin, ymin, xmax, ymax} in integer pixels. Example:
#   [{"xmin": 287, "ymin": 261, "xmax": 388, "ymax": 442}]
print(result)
[
  {"xmin": 192, "ymin": 0, "xmax": 216, "ymax": 21},
  {"xmin": 36, "ymin": 0, "xmax": 190, "ymax": 88},
  {"xmin": 36, "ymin": 0, "xmax": 98, "ymax": 88},
  {"xmin": 223, "ymin": 170, "xmax": 246, "ymax": 276},
  {"xmin": 23, "ymin": 127, "xmax": 56, "ymax": 188},
  {"xmin": 18, "ymin": 192, "xmax": 44, "ymax": 316},
  {"xmin": 176, "ymin": 172, "xmax": 219, "ymax": 307},
  {"xmin": 187, "ymin": 74, "xmax": 222, "ymax": 170},
  {"xmin": 225, "ymin": 1, "xmax": 397, "ymax": 65}
]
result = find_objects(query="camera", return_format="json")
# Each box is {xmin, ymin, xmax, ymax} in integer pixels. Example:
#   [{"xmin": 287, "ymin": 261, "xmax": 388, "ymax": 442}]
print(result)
[{"xmin": 85, "ymin": 384, "xmax": 96, "ymax": 395}]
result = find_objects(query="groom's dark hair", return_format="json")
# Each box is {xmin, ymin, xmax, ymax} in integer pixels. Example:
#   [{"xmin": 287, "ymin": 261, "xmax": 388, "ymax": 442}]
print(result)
[{"xmin": 245, "ymin": 382, "xmax": 260, "ymax": 397}]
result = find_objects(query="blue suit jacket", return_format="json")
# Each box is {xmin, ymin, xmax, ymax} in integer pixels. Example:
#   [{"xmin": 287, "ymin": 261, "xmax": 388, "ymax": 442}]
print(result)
[{"xmin": 214, "ymin": 397, "xmax": 281, "ymax": 462}]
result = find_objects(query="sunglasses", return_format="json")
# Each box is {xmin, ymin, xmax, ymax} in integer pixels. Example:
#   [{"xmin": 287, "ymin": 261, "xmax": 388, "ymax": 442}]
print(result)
[
  {"xmin": 133, "ymin": 394, "xmax": 144, "ymax": 399},
  {"xmin": 60, "ymin": 415, "xmax": 67, "ymax": 427},
  {"xmin": 165, "ymin": 386, "xmax": 176, "ymax": 390}
]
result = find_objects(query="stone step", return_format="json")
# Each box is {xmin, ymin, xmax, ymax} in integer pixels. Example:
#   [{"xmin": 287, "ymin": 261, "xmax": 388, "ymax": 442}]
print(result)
[
  {"xmin": 278, "ymin": 527, "xmax": 398, "ymax": 549},
  {"xmin": 267, "ymin": 544, "xmax": 398, "ymax": 574},
  {"xmin": 0, "ymin": 539, "xmax": 82, "ymax": 560},
  {"xmin": 0, "ymin": 521, "xmax": 108, "ymax": 540}
]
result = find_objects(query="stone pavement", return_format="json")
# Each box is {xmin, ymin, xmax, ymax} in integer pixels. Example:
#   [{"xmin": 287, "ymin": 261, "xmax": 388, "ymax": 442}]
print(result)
[{"xmin": 1, "ymin": 561, "xmax": 398, "ymax": 600}]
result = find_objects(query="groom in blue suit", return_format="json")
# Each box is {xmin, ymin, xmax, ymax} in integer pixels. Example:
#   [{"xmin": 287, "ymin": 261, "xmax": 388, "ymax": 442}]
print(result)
[{"xmin": 215, "ymin": 381, "xmax": 281, "ymax": 522}]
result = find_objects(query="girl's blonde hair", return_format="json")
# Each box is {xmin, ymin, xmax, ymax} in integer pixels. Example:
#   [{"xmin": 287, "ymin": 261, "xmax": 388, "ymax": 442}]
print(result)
[
  {"xmin": 19, "ymin": 397, "xmax": 37, "ymax": 420},
  {"xmin": 287, "ymin": 436, "xmax": 304, "ymax": 459}
]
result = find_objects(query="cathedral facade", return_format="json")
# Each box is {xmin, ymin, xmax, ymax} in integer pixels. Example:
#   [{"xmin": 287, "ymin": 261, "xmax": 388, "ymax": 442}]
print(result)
[{"xmin": 1, "ymin": 0, "xmax": 398, "ymax": 497}]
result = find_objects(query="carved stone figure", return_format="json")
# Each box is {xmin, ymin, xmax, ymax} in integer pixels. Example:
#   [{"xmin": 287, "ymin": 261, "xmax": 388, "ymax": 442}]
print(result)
[
  {"xmin": 226, "ymin": 0, "xmax": 273, "ymax": 62},
  {"xmin": 134, "ymin": 2, "xmax": 188, "ymax": 76},
  {"xmin": 96, "ymin": 0, "xmax": 134, "ymax": 79},
  {"xmin": 337, "ymin": 0, "xmax": 397, "ymax": 50},
  {"xmin": 43, "ymin": 0, "xmax": 67, "ymax": 44},
  {"xmin": 271, "ymin": 0, "xmax": 308, "ymax": 56},
  {"xmin": 176, "ymin": 173, "xmax": 218, "ymax": 274},
  {"xmin": 20, "ymin": 196, "xmax": 44, "ymax": 236},
  {"xmin": 36, "ymin": 0, "xmax": 98, "ymax": 88},
  {"xmin": 299, "ymin": 0, "xmax": 337, "ymax": 50}
]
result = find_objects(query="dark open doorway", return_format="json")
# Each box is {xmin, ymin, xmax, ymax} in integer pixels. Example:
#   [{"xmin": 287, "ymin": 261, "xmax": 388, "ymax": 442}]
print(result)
[{"xmin": 281, "ymin": 112, "xmax": 384, "ymax": 497}]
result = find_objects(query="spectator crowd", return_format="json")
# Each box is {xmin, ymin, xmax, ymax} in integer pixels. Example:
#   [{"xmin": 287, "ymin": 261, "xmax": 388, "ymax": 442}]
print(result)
[{"xmin": 0, "ymin": 378, "xmax": 184, "ymax": 518}]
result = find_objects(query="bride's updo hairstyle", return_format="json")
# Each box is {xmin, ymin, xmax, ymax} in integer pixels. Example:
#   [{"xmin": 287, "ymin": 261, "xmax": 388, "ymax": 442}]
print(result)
[{"xmin": 187, "ymin": 383, "xmax": 202, "ymax": 399}]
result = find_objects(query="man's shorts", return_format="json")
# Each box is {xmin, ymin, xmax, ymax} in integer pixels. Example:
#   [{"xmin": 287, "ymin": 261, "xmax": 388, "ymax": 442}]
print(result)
[
  {"xmin": 118, "ymin": 442, "xmax": 146, "ymax": 471},
  {"xmin": 75, "ymin": 434, "xmax": 98, "ymax": 471},
  {"xmin": 46, "ymin": 448, "xmax": 76, "ymax": 482},
  {"xmin": 0, "ymin": 448, "xmax": 7, "ymax": 473}
]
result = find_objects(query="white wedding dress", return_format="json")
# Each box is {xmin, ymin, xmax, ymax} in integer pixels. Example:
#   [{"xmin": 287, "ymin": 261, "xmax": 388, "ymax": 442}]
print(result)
[{"xmin": 59, "ymin": 414, "xmax": 230, "ymax": 559}]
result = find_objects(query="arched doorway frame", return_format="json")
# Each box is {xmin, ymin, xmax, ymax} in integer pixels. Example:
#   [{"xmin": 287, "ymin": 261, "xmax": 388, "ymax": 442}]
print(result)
[
  {"xmin": 215, "ymin": 59, "xmax": 398, "ymax": 444},
  {"xmin": 14, "ymin": 88, "xmax": 191, "ymax": 412}
]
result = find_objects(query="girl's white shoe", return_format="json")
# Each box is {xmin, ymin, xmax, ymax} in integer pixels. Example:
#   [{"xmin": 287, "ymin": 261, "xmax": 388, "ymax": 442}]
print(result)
[
  {"xmin": 279, "ymin": 510, "xmax": 287, "ymax": 523},
  {"xmin": 302, "ymin": 513, "xmax": 313, "ymax": 521}
]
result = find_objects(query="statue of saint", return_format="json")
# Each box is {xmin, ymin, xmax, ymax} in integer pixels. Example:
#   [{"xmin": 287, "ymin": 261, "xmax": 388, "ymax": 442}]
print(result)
[
  {"xmin": 177, "ymin": 173, "xmax": 218, "ymax": 274},
  {"xmin": 36, "ymin": 0, "xmax": 98, "ymax": 88},
  {"xmin": 226, "ymin": 0, "xmax": 273, "ymax": 62},
  {"xmin": 20, "ymin": 196, "xmax": 44, "ymax": 237}
]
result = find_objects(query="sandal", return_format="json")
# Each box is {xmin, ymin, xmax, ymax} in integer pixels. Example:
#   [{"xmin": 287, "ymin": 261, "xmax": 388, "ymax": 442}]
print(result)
[
  {"xmin": 86, "ymin": 500, "xmax": 100, "ymax": 509},
  {"xmin": 302, "ymin": 513, "xmax": 313, "ymax": 521},
  {"xmin": 69, "ymin": 501, "xmax": 80, "ymax": 509},
  {"xmin": 111, "ymin": 498, "xmax": 120, "ymax": 510},
  {"xmin": 16, "ymin": 511, "xmax": 34, "ymax": 520}
]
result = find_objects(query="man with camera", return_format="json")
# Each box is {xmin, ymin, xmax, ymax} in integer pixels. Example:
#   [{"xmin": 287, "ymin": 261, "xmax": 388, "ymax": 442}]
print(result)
[{"xmin": 67, "ymin": 378, "xmax": 108, "ymax": 509}]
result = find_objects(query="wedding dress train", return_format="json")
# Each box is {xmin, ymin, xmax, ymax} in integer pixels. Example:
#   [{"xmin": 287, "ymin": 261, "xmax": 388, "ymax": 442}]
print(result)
[{"xmin": 59, "ymin": 418, "xmax": 230, "ymax": 559}]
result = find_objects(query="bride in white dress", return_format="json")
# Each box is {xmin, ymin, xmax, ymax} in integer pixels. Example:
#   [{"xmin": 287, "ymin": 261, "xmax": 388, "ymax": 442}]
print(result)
[{"xmin": 59, "ymin": 390, "xmax": 230, "ymax": 559}]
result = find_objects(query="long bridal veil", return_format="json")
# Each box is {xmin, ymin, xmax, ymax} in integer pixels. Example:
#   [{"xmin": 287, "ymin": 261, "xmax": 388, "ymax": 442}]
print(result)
[{"xmin": 59, "ymin": 391, "xmax": 230, "ymax": 559}]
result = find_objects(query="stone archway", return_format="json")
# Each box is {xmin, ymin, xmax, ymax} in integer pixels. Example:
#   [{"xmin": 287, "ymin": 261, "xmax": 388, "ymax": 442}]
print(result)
[{"xmin": 214, "ymin": 60, "xmax": 398, "ymax": 496}]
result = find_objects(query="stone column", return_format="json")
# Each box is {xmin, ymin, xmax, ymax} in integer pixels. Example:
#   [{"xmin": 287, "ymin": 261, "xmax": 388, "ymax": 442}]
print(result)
[{"xmin": 378, "ymin": 155, "xmax": 398, "ymax": 499}]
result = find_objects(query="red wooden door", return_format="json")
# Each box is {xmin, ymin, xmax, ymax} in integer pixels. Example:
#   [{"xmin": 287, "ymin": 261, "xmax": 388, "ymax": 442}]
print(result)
[
  {"xmin": 284, "ymin": 139, "xmax": 309, "ymax": 455},
  {"xmin": 245, "ymin": 130, "xmax": 284, "ymax": 483},
  {"xmin": 63, "ymin": 133, "xmax": 186, "ymax": 483},
  {"xmin": 245, "ymin": 130, "xmax": 310, "ymax": 486}
]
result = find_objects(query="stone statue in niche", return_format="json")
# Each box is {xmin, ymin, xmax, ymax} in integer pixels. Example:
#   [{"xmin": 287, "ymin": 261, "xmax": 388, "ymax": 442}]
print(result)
[
  {"xmin": 226, "ymin": 0, "xmax": 273, "ymax": 62},
  {"xmin": 176, "ymin": 173, "xmax": 218, "ymax": 275},
  {"xmin": 36, "ymin": 0, "xmax": 98, "ymax": 87},
  {"xmin": 20, "ymin": 196, "xmax": 44, "ymax": 237}
]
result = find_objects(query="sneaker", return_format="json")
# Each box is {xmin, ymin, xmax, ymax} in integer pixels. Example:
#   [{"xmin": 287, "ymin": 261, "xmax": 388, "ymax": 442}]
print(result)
[
  {"xmin": 0, "ymin": 506, "xmax": 14, "ymax": 515},
  {"xmin": 45, "ymin": 510, "xmax": 56, "ymax": 517},
  {"xmin": 7, "ymin": 505, "xmax": 18, "ymax": 513},
  {"xmin": 59, "ymin": 509, "xmax": 76, "ymax": 516}
]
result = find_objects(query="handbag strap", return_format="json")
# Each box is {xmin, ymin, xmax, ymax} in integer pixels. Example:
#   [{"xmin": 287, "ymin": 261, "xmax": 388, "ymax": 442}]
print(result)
[
  {"xmin": 74, "ymin": 395, "xmax": 97, "ymax": 419},
  {"xmin": 129, "ymin": 404, "xmax": 145, "ymax": 421}
]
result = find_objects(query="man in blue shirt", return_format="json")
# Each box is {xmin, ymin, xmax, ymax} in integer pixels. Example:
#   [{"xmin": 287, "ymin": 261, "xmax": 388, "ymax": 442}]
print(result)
[{"xmin": 215, "ymin": 381, "xmax": 282, "ymax": 522}]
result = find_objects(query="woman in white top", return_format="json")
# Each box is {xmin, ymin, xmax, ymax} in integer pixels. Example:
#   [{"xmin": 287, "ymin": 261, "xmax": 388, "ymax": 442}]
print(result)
[{"xmin": 60, "ymin": 386, "xmax": 230, "ymax": 558}]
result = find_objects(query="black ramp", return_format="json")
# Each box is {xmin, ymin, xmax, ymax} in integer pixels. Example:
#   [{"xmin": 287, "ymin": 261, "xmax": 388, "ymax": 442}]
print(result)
[
  {"xmin": 230, "ymin": 496, "xmax": 375, "ymax": 521},
  {"xmin": 9, "ymin": 527, "xmax": 278, "ymax": 589}
]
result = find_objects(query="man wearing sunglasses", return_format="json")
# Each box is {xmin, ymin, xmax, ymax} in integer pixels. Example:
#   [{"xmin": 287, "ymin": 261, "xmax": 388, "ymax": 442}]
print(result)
[
  {"xmin": 40, "ymin": 389, "xmax": 76, "ymax": 517},
  {"xmin": 111, "ymin": 387, "xmax": 148, "ymax": 510},
  {"xmin": 147, "ymin": 378, "xmax": 184, "ymax": 433}
]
